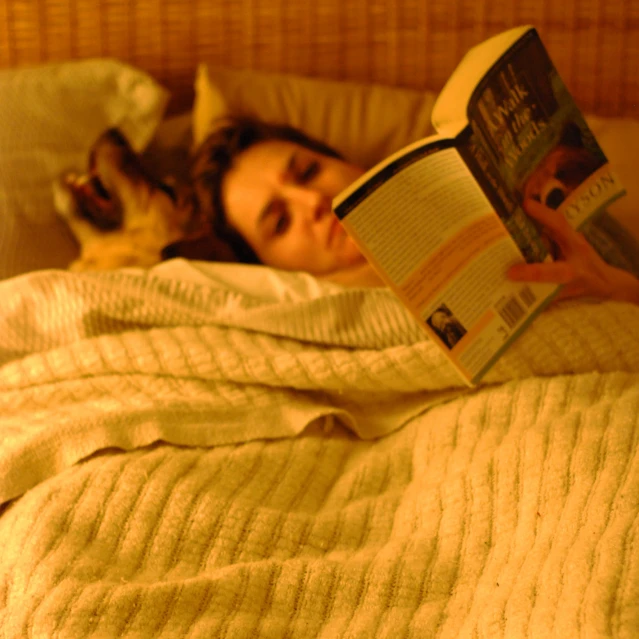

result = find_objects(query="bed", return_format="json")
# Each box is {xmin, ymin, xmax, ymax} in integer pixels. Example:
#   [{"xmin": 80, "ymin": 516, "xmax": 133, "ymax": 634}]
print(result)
[{"xmin": 1, "ymin": 1, "xmax": 639, "ymax": 637}]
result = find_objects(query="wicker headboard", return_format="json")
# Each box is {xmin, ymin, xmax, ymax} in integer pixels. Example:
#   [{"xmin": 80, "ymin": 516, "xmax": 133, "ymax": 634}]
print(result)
[{"xmin": 1, "ymin": 0, "xmax": 637, "ymax": 118}]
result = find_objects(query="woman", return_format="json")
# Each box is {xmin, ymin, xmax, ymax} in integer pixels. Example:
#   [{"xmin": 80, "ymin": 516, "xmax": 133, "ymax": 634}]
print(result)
[{"xmin": 191, "ymin": 116, "xmax": 639, "ymax": 304}]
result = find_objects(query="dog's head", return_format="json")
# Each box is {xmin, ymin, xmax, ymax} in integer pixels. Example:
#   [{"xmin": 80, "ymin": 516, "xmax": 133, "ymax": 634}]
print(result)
[
  {"xmin": 54, "ymin": 128, "xmax": 234, "ymax": 271},
  {"xmin": 522, "ymin": 122, "xmax": 601, "ymax": 210}
]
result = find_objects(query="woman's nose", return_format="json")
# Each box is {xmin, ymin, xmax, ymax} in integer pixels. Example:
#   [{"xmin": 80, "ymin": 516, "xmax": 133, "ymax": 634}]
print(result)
[{"xmin": 285, "ymin": 185, "xmax": 330, "ymax": 221}]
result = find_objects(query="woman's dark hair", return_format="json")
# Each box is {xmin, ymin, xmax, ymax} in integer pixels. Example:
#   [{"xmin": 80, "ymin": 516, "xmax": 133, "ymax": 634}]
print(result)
[{"xmin": 191, "ymin": 115, "xmax": 343, "ymax": 264}]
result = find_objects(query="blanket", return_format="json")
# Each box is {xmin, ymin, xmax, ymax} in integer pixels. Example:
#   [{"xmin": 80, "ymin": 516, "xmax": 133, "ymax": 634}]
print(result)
[{"xmin": 1, "ymin": 261, "xmax": 638, "ymax": 638}]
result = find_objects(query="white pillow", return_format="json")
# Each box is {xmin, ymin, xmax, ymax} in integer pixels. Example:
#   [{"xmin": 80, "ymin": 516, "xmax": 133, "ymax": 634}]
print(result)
[
  {"xmin": 586, "ymin": 115, "xmax": 639, "ymax": 242},
  {"xmin": 0, "ymin": 58, "xmax": 170, "ymax": 280}
]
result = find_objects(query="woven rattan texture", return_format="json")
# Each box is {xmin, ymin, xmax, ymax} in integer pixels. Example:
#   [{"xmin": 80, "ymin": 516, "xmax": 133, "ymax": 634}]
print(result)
[{"xmin": 1, "ymin": 0, "xmax": 637, "ymax": 116}]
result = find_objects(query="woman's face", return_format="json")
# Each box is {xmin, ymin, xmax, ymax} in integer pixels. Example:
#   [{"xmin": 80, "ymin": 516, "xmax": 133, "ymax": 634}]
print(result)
[{"xmin": 222, "ymin": 140, "xmax": 367, "ymax": 275}]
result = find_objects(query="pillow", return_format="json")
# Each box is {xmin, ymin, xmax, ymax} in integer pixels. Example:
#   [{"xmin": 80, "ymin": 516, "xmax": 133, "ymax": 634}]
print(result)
[
  {"xmin": 193, "ymin": 64, "xmax": 438, "ymax": 169},
  {"xmin": 586, "ymin": 115, "xmax": 639, "ymax": 243},
  {"xmin": 0, "ymin": 58, "xmax": 170, "ymax": 280}
]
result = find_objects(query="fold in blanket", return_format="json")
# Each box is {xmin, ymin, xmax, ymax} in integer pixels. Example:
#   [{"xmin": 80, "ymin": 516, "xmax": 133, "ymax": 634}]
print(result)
[{"xmin": 1, "ymin": 264, "xmax": 638, "ymax": 505}]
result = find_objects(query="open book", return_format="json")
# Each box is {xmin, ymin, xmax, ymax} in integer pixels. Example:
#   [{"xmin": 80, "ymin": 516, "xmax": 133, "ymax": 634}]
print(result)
[{"xmin": 333, "ymin": 25, "xmax": 626, "ymax": 386}]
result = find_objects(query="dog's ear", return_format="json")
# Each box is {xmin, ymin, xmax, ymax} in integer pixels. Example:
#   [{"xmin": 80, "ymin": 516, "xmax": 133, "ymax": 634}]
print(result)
[{"xmin": 558, "ymin": 121, "xmax": 585, "ymax": 149}]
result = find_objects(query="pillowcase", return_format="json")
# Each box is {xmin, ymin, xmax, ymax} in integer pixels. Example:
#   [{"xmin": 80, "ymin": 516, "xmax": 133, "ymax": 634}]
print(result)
[
  {"xmin": 193, "ymin": 64, "xmax": 438, "ymax": 169},
  {"xmin": 586, "ymin": 115, "xmax": 639, "ymax": 243},
  {"xmin": 0, "ymin": 58, "xmax": 170, "ymax": 280}
]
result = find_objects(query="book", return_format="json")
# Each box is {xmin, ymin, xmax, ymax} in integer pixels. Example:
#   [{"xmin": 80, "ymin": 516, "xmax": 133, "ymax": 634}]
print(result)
[{"xmin": 332, "ymin": 25, "xmax": 626, "ymax": 386}]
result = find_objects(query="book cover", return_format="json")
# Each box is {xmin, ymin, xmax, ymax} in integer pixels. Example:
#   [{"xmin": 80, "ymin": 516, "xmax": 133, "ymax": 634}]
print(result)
[
  {"xmin": 467, "ymin": 27, "xmax": 625, "ymax": 231},
  {"xmin": 333, "ymin": 25, "xmax": 626, "ymax": 385}
]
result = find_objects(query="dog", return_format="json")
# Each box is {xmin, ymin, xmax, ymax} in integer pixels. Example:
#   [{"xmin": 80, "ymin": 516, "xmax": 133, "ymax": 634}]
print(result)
[
  {"xmin": 54, "ymin": 128, "xmax": 235, "ymax": 271},
  {"xmin": 521, "ymin": 121, "xmax": 602, "ymax": 210}
]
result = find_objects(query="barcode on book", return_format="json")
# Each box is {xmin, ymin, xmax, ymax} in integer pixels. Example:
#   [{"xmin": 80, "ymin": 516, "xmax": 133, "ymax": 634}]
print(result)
[
  {"xmin": 496, "ymin": 295, "xmax": 525, "ymax": 329},
  {"xmin": 519, "ymin": 285, "xmax": 536, "ymax": 308}
]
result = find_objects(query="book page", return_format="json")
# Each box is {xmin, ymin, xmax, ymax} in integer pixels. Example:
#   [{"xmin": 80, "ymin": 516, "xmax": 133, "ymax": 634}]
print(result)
[
  {"xmin": 431, "ymin": 25, "xmax": 532, "ymax": 136},
  {"xmin": 341, "ymin": 149, "xmax": 488, "ymax": 286},
  {"xmin": 334, "ymin": 142, "xmax": 558, "ymax": 385}
]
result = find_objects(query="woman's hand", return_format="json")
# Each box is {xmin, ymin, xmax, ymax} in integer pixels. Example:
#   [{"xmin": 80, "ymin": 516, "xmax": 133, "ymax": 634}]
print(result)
[{"xmin": 507, "ymin": 199, "xmax": 639, "ymax": 304}]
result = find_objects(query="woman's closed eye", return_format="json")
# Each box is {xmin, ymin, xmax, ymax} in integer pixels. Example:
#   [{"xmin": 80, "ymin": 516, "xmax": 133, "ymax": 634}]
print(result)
[
  {"xmin": 297, "ymin": 160, "xmax": 320, "ymax": 183},
  {"xmin": 274, "ymin": 210, "xmax": 290, "ymax": 235}
]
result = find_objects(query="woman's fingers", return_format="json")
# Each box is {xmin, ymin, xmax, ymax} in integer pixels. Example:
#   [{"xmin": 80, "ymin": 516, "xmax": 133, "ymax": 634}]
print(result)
[
  {"xmin": 523, "ymin": 199, "xmax": 572, "ymax": 234},
  {"xmin": 506, "ymin": 200, "xmax": 639, "ymax": 304},
  {"xmin": 524, "ymin": 198, "xmax": 585, "ymax": 254}
]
